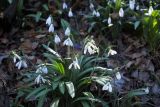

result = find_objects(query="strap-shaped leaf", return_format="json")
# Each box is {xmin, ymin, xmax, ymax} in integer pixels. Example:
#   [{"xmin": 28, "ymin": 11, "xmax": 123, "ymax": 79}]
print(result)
[
  {"xmin": 65, "ymin": 82, "xmax": 75, "ymax": 98},
  {"xmin": 51, "ymin": 98, "xmax": 60, "ymax": 107},
  {"xmin": 59, "ymin": 82, "xmax": 65, "ymax": 94},
  {"xmin": 25, "ymin": 86, "xmax": 46, "ymax": 100}
]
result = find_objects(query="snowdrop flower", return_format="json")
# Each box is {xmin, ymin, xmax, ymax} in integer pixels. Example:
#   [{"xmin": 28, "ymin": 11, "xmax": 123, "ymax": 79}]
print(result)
[
  {"xmin": 62, "ymin": 2, "xmax": 68, "ymax": 9},
  {"xmin": 144, "ymin": 87, "xmax": 149, "ymax": 94},
  {"xmin": 108, "ymin": 17, "xmax": 113, "ymax": 27},
  {"xmin": 54, "ymin": 34, "xmax": 61, "ymax": 44},
  {"xmin": 68, "ymin": 57, "xmax": 80, "ymax": 69},
  {"xmin": 15, "ymin": 59, "xmax": 28, "ymax": 69},
  {"xmin": 129, "ymin": 0, "xmax": 135, "ymax": 10},
  {"xmin": 35, "ymin": 75, "xmax": 47, "ymax": 84},
  {"xmin": 89, "ymin": 3, "xmax": 94, "ymax": 10},
  {"xmin": 96, "ymin": 11, "xmax": 100, "ymax": 17},
  {"xmin": 46, "ymin": 15, "xmax": 52, "ymax": 26},
  {"xmin": 84, "ymin": 40, "xmax": 99, "ymax": 55},
  {"xmin": 36, "ymin": 65, "xmax": 48, "ymax": 74},
  {"xmin": 102, "ymin": 82, "xmax": 112, "ymax": 92},
  {"xmin": 108, "ymin": 49, "xmax": 117, "ymax": 56},
  {"xmin": 136, "ymin": 5, "xmax": 139, "ymax": 10},
  {"xmin": 116, "ymin": 72, "xmax": 121, "ymax": 80},
  {"xmin": 119, "ymin": 8, "xmax": 124, "ymax": 17},
  {"xmin": 48, "ymin": 24, "xmax": 54, "ymax": 33},
  {"xmin": 65, "ymin": 27, "xmax": 71, "ymax": 36},
  {"xmin": 68, "ymin": 8, "xmax": 73, "ymax": 17},
  {"xmin": 92, "ymin": 10, "xmax": 97, "ymax": 16},
  {"xmin": 63, "ymin": 37, "xmax": 73, "ymax": 47},
  {"xmin": 145, "ymin": 6, "xmax": 153, "ymax": 16}
]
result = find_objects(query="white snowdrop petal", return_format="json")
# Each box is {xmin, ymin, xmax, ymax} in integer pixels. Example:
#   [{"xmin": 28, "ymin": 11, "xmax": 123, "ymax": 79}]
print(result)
[
  {"xmin": 63, "ymin": 2, "xmax": 68, "ymax": 9},
  {"xmin": 116, "ymin": 72, "xmax": 121, "ymax": 80},
  {"xmin": 129, "ymin": 0, "xmax": 135, "ymax": 10},
  {"xmin": 49, "ymin": 24, "xmax": 54, "ymax": 33},
  {"xmin": 18, "ymin": 61, "xmax": 22, "ymax": 69},
  {"xmin": 68, "ymin": 8, "xmax": 73, "ymax": 17},
  {"xmin": 54, "ymin": 34, "xmax": 61, "ymax": 44},
  {"xmin": 96, "ymin": 11, "xmax": 100, "ymax": 17},
  {"xmin": 13, "ymin": 57, "xmax": 17, "ymax": 63},
  {"xmin": 144, "ymin": 87, "xmax": 149, "ymax": 94},
  {"xmin": 108, "ymin": 84, "xmax": 112, "ymax": 92},
  {"xmin": 22, "ymin": 60, "xmax": 28, "ymax": 68},
  {"xmin": 46, "ymin": 16, "xmax": 52, "ymax": 26},
  {"xmin": 119, "ymin": 8, "xmax": 124, "ymax": 17},
  {"xmin": 65, "ymin": 27, "xmax": 71, "ymax": 36}
]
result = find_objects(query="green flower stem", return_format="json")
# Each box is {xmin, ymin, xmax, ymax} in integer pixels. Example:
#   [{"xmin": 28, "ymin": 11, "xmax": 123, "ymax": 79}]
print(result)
[{"xmin": 67, "ymin": 46, "xmax": 71, "ymax": 58}]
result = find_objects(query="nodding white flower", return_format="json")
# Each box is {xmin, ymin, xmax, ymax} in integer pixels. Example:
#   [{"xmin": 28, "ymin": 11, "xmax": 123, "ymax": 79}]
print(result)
[
  {"xmin": 113, "ymin": 0, "xmax": 116, "ymax": 3},
  {"xmin": 65, "ymin": 27, "xmax": 71, "ymax": 36},
  {"xmin": 92, "ymin": 10, "xmax": 97, "ymax": 16},
  {"xmin": 84, "ymin": 40, "xmax": 99, "ymax": 55},
  {"xmin": 108, "ymin": 17, "xmax": 113, "ymax": 27},
  {"xmin": 89, "ymin": 3, "xmax": 94, "ymax": 10},
  {"xmin": 48, "ymin": 24, "xmax": 54, "ymax": 33},
  {"xmin": 144, "ymin": 87, "xmax": 149, "ymax": 94},
  {"xmin": 102, "ymin": 82, "xmax": 112, "ymax": 92},
  {"xmin": 108, "ymin": 49, "xmax": 117, "ymax": 56},
  {"xmin": 63, "ymin": 37, "xmax": 73, "ymax": 47},
  {"xmin": 116, "ymin": 72, "xmax": 121, "ymax": 80},
  {"xmin": 68, "ymin": 57, "xmax": 80, "ymax": 69},
  {"xmin": 36, "ymin": 65, "xmax": 48, "ymax": 74},
  {"xmin": 96, "ymin": 11, "xmax": 100, "ymax": 17},
  {"xmin": 129, "ymin": 0, "xmax": 135, "ymax": 10},
  {"xmin": 119, "ymin": 8, "xmax": 124, "ymax": 17},
  {"xmin": 62, "ymin": 2, "xmax": 68, "ymax": 9},
  {"xmin": 54, "ymin": 34, "xmax": 61, "ymax": 44},
  {"xmin": 145, "ymin": 6, "xmax": 153, "ymax": 16},
  {"xmin": 46, "ymin": 15, "xmax": 52, "ymax": 26},
  {"xmin": 68, "ymin": 8, "xmax": 73, "ymax": 17},
  {"xmin": 15, "ymin": 60, "xmax": 28, "ymax": 69},
  {"xmin": 136, "ymin": 5, "xmax": 139, "ymax": 10},
  {"xmin": 35, "ymin": 75, "xmax": 47, "ymax": 84}
]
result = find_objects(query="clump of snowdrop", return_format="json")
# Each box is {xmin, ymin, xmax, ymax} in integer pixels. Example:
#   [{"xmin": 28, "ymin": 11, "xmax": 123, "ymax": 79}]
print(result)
[
  {"xmin": 62, "ymin": 2, "xmax": 68, "ymax": 9},
  {"xmin": 69, "ymin": 57, "xmax": 80, "ymax": 69},
  {"xmin": 102, "ymin": 82, "xmax": 112, "ymax": 92},
  {"xmin": 145, "ymin": 6, "xmax": 153, "ymax": 16},
  {"xmin": 68, "ymin": 8, "xmax": 73, "ymax": 17},
  {"xmin": 129, "ymin": 0, "xmax": 135, "ymax": 10},
  {"xmin": 35, "ymin": 74, "xmax": 47, "ymax": 84},
  {"xmin": 54, "ymin": 34, "xmax": 61, "ymax": 44},
  {"xmin": 12, "ymin": 52, "xmax": 28, "ymax": 69},
  {"xmin": 119, "ymin": 8, "xmax": 124, "ymax": 17},
  {"xmin": 46, "ymin": 15, "xmax": 52, "ymax": 26},
  {"xmin": 65, "ymin": 27, "xmax": 71, "ymax": 36},
  {"xmin": 84, "ymin": 39, "xmax": 99, "ymax": 55},
  {"xmin": 63, "ymin": 37, "xmax": 74, "ymax": 47},
  {"xmin": 48, "ymin": 24, "xmax": 54, "ymax": 33}
]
